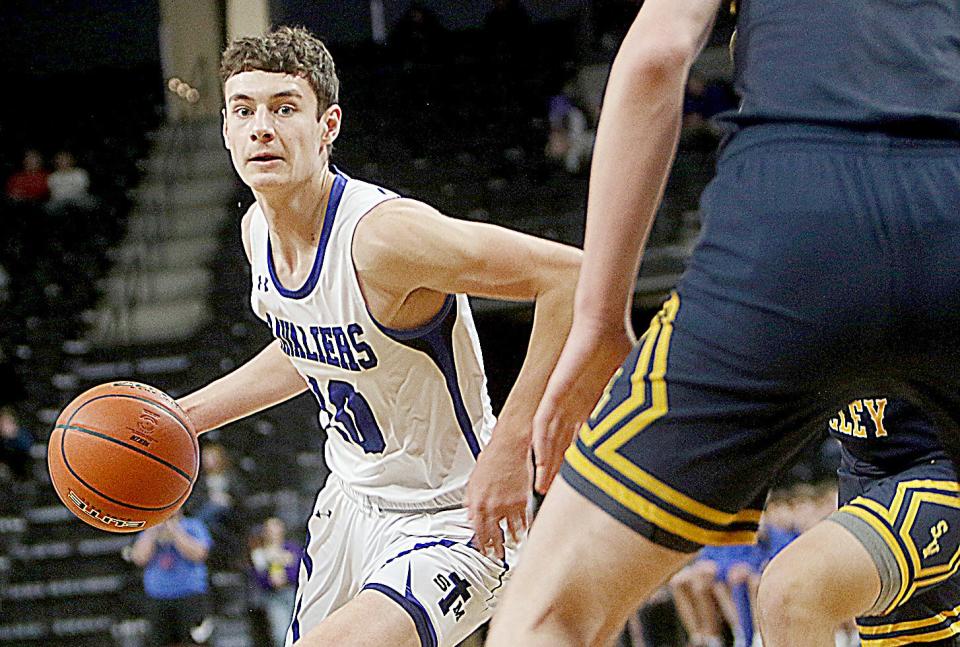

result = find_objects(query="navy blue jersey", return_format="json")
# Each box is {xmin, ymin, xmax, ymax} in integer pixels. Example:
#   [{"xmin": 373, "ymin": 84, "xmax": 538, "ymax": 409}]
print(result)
[
  {"xmin": 828, "ymin": 399, "xmax": 947, "ymax": 484},
  {"xmin": 722, "ymin": 0, "xmax": 960, "ymax": 136}
]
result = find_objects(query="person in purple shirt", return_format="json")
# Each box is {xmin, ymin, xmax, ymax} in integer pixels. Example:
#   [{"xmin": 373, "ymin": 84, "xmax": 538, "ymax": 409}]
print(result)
[
  {"xmin": 250, "ymin": 517, "xmax": 302, "ymax": 646},
  {"xmin": 131, "ymin": 513, "xmax": 212, "ymax": 646}
]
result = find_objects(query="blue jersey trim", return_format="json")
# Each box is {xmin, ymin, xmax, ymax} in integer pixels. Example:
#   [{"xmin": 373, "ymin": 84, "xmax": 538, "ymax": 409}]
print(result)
[
  {"xmin": 289, "ymin": 508, "xmax": 315, "ymax": 642},
  {"xmin": 370, "ymin": 294, "xmax": 456, "ymax": 340},
  {"xmin": 371, "ymin": 296, "xmax": 482, "ymax": 459},
  {"xmin": 381, "ymin": 539, "xmax": 458, "ymax": 568},
  {"xmin": 363, "ymin": 567, "xmax": 438, "ymax": 647},
  {"xmin": 290, "ymin": 595, "xmax": 303, "ymax": 642},
  {"xmin": 301, "ymin": 522, "xmax": 314, "ymax": 579},
  {"xmin": 267, "ymin": 172, "xmax": 347, "ymax": 299}
]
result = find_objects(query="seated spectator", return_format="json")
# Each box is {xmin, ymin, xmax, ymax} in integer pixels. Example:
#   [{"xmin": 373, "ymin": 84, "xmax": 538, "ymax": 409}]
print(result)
[
  {"xmin": 193, "ymin": 442, "xmax": 238, "ymax": 528},
  {"xmin": 669, "ymin": 556, "xmax": 726, "ymax": 647},
  {"xmin": 591, "ymin": 0, "xmax": 640, "ymax": 53},
  {"xmin": 130, "ymin": 512, "xmax": 213, "ymax": 647},
  {"xmin": 0, "ymin": 262, "xmax": 9, "ymax": 304},
  {"xmin": 708, "ymin": 518, "xmax": 797, "ymax": 647},
  {"xmin": 0, "ymin": 407, "xmax": 34, "ymax": 482},
  {"xmin": 683, "ymin": 75, "xmax": 737, "ymax": 135},
  {"xmin": 187, "ymin": 442, "xmax": 245, "ymax": 568},
  {"xmin": 546, "ymin": 88, "xmax": 594, "ymax": 173},
  {"xmin": 389, "ymin": 2, "xmax": 447, "ymax": 65},
  {"xmin": 5, "ymin": 149, "xmax": 49, "ymax": 203},
  {"xmin": 47, "ymin": 150, "xmax": 93, "ymax": 209},
  {"xmin": 249, "ymin": 517, "xmax": 302, "ymax": 646},
  {"xmin": 667, "ymin": 484, "xmax": 831, "ymax": 647}
]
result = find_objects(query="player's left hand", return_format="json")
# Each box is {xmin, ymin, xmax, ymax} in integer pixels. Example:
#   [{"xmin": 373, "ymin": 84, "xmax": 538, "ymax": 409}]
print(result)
[{"xmin": 465, "ymin": 429, "xmax": 532, "ymax": 561}]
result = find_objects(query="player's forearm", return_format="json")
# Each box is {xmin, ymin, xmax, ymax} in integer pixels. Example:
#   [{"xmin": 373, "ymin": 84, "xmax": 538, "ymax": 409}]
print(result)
[
  {"xmin": 178, "ymin": 340, "xmax": 307, "ymax": 434},
  {"xmin": 574, "ymin": 8, "xmax": 696, "ymax": 328},
  {"xmin": 496, "ymin": 262, "xmax": 579, "ymax": 440}
]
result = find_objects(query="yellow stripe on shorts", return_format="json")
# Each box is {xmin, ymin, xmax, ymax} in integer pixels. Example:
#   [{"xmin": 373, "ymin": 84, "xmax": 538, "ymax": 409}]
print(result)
[{"xmin": 566, "ymin": 292, "xmax": 762, "ymax": 544}]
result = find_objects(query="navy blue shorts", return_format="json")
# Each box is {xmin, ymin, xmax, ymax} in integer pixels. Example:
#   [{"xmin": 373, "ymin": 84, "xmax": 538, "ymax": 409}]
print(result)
[
  {"xmin": 561, "ymin": 124, "xmax": 960, "ymax": 552},
  {"xmin": 836, "ymin": 460, "xmax": 960, "ymax": 645}
]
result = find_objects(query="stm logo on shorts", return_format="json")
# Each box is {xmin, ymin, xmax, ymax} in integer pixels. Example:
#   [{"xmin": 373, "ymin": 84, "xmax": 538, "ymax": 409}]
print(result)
[
  {"xmin": 67, "ymin": 491, "xmax": 146, "ymax": 529},
  {"xmin": 434, "ymin": 572, "xmax": 472, "ymax": 621},
  {"xmin": 923, "ymin": 520, "xmax": 950, "ymax": 559}
]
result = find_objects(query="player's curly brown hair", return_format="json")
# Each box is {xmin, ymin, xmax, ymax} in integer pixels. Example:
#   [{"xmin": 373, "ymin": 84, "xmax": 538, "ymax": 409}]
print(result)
[{"xmin": 220, "ymin": 26, "xmax": 339, "ymax": 119}]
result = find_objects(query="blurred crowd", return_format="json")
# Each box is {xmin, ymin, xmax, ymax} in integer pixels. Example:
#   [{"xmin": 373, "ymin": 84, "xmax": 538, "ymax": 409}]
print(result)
[
  {"xmin": 5, "ymin": 149, "xmax": 95, "ymax": 210},
  {"xmin": 655, "ymin": 482, "xmax": 855, "ymax": 647}
]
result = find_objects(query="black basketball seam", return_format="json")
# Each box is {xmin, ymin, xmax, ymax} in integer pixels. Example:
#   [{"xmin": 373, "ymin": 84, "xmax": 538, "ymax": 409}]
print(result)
[
  {"xmin": 56, "ymin": 424, "xmax": 193, "ymax": 481},
  {"xmin": 65, "ymin": 393, "xmax": 198, "ymax": 464},
  {"xmin": 57, "ymin": 428, "xmax": 187, "ymax": 512}
]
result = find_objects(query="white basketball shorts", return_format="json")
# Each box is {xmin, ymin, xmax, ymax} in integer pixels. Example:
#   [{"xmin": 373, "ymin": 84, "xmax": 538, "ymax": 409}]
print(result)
[{"xmin": 285, "ymin": 476, "xmax": 522, "ymax": 647}]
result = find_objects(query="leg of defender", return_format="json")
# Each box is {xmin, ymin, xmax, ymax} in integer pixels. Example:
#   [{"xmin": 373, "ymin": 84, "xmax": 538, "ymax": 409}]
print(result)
[
  {"xmin": 757, "ymin": 520, "xmax": 880, "ymax": 647},
  {"xmin": 486, "ymin": 479, "xmax": 692, "ymax": 647}
]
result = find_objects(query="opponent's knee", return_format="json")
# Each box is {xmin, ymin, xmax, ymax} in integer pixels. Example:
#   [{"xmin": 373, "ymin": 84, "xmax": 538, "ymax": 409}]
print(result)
[{"xmin": 756, "ymin": 558, "xmax": 834, "ymax": 635}]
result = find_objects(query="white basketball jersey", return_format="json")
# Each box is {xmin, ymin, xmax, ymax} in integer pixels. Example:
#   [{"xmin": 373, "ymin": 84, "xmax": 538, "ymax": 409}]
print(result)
[{"xmin": 248, "ymin": 171, "xmax": 496, "ymax": 507}]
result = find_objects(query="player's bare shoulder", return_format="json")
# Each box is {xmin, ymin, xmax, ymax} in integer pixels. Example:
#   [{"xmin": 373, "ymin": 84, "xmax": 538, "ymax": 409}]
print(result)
[{"xmin": 352, "ymin": 198, "xmax": 443, "ymax": 283}]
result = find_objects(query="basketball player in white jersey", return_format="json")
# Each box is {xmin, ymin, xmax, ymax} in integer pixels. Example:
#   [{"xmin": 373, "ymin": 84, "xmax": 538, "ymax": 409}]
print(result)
[{"xmin": 175, "ymin": 27, "xmax": 580, "ymax": 647}]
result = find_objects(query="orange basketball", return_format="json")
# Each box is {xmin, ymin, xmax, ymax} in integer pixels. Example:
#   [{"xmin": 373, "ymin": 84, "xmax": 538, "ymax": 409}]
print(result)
[{"xmin": 47, "ymin": 381, "xmax": 199, "ymax": 533}]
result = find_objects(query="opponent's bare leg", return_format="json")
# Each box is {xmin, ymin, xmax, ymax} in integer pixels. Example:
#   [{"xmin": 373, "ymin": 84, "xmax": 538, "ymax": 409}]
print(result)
[
  {"xmin": 486, "ymin": 478, "xmax": 692, "ymax": 647},
  {"xmin": 297, "ymin": 590, "xmax": 419, "ymax": 647},
  {"xmin": 757, "ymin": 520, "xmax": 880, "ymax": 647}
]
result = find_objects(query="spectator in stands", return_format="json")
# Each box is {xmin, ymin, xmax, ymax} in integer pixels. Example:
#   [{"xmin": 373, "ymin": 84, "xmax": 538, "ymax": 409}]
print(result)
[
  {"xmin": 4, "ymin": 149, "xmax": 49, "ymax": 203},
  {"xmin": 193, "ymin": 442, "xmax": 237, "ymax": 528},
  {"xmin": 0, "ymin": 262, "xmax": 9, "ymax": 304},
  {"xmin": 130, "ymin": 512, "xmax": 213, "ymax": 647},
  {"xmin": 389, "ymin": 2, "xmax": 447, "ymax": 65},
  {"xmin": 546, "ymin": 87, "xmax": 594, "ymax": 173},
  {"xmin": 188, "ymin": 442, "xmax": 244, "ymax": 569},
  {"xmin": 667, "ymin": 483, "xmax": 833, "ymax": 647},
  {"xmin": 708, "ymin": 517, "xmax": 797, "ymax": 647},
  {"xmin": 0, "ymin": 406, "xmax": 34, "ymax": 482},
  {"xmin": 47, "ymin": 150, "xmax": 93, "ymax": 210},
  {"xmin": 683, "ymin": 75, "xmax": 731, "ymax": 126},
  {"xmin": 669, "ymin": 556, "xmax": 726, "ymax": 647},
  {"xmin": 249, "ymin": 517, "xmax": 302, "ymax": 646}
]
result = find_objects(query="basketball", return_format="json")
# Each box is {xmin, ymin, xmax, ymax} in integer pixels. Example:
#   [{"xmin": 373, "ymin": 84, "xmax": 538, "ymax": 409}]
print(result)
[{"xmin": 47, "ymin": 381, "xmax": 199, "ymax": 533}]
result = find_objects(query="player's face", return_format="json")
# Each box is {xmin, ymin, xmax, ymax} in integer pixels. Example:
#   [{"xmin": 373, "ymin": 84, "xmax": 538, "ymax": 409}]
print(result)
[{"xmin": 223, "ymin": 71, "xmax": 339, "ymax": 192}]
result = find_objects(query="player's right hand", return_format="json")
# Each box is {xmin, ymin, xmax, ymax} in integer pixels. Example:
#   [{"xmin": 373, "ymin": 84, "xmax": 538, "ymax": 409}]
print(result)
[
  {"xmin": 466, "ymin": 429, "xmax": 532, "ymax": 561},
  {"xmin": 532, "ymin": 320, "xmax": 633, "ymax": 494}
]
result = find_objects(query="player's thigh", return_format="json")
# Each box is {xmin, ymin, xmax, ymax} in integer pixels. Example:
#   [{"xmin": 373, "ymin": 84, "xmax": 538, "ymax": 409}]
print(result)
[
  {"xmin": 488, "ymin": 478, "xmax": 693, "ymax": 646},
  {"xmin": 288, "ymin": 483, "xmax": 375, "ymax": 645},
  {"xmin": 359, "ymin": 523, "xmax": 510, "ymax": 647},
  {"xmin": 296, "ymin": 589, "xmax": 420, "ymax": 647}
]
